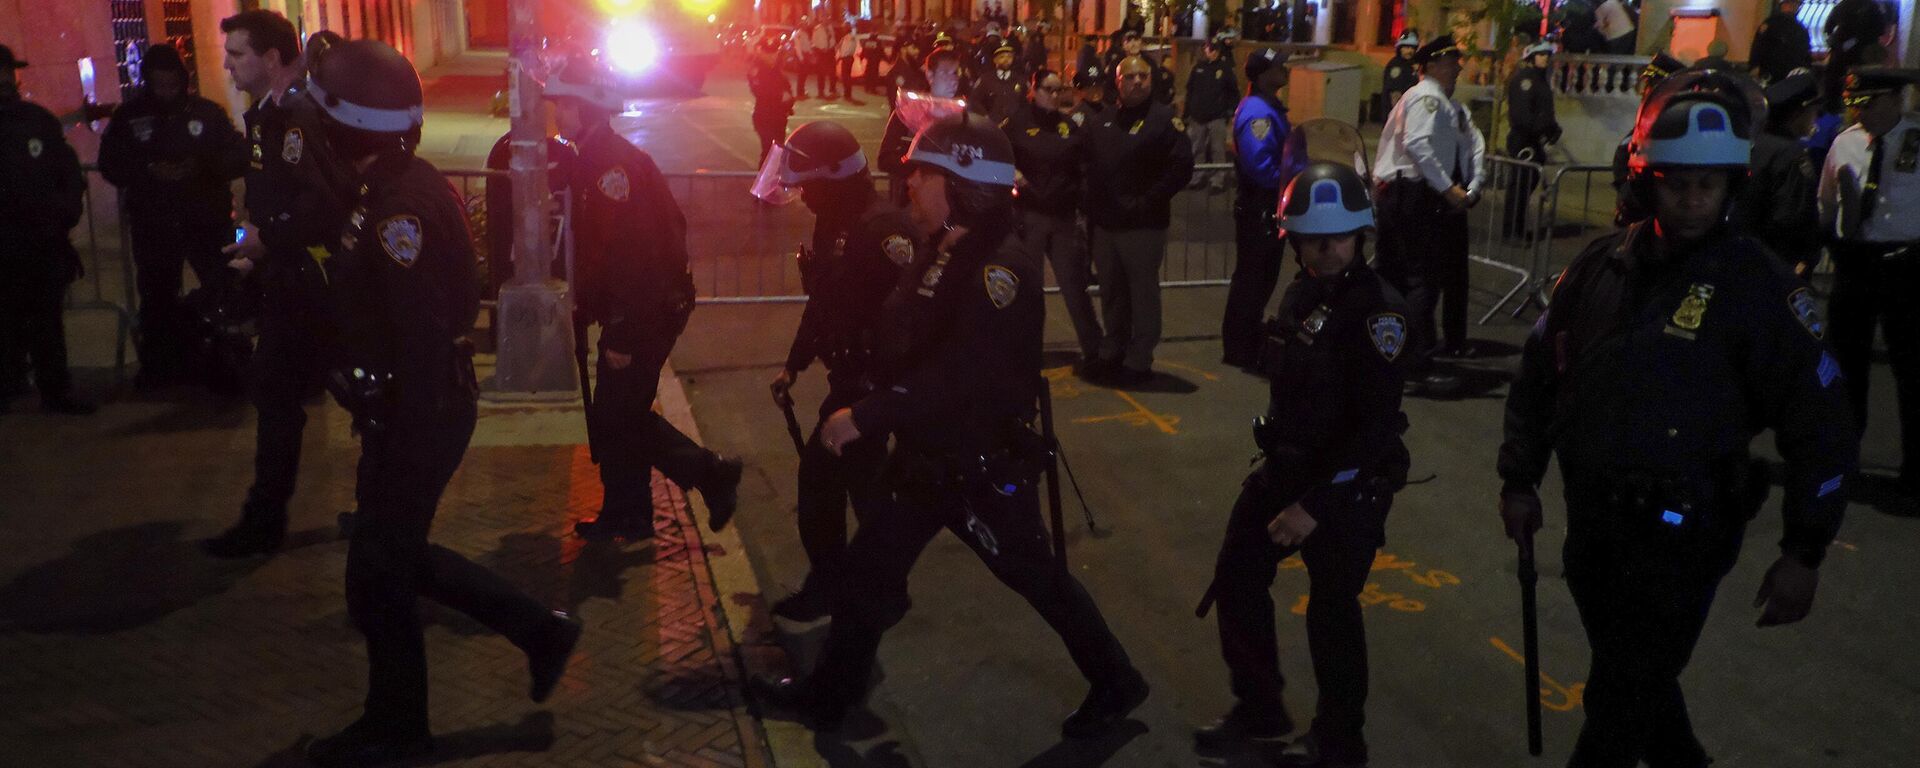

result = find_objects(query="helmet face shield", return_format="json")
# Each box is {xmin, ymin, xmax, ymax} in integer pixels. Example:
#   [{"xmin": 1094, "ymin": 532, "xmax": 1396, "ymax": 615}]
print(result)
[
  {"xmin": 895, "ymin": 91, "xmax": 969, "ymax": 134},
  {"xmin": 751, "ymin": 145, "xmax": 804, "ymax": 205}
]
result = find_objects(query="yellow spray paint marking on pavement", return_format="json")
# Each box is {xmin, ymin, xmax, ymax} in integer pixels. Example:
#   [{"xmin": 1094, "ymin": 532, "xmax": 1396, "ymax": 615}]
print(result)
[
  {"xmin": 1075, "ymin": 389, "xmax": 1181, "ymax": 434},
  {"xmin": 1284, "ymin": 551, "xmax": 1461, "ymax": 615},
  {"xmin": 1490, "ymin": 636, "xmax": 1586, "ymax": 712},
  {"xmin": 1158, "ymin": 360, "xmax": 1222, "ymax": 382}
]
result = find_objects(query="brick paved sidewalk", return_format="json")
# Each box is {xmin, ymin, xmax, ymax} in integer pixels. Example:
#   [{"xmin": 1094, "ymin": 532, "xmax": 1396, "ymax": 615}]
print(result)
[{"xmin": 0, "ymin": 385, "xmax": 771, "ymax": 767}]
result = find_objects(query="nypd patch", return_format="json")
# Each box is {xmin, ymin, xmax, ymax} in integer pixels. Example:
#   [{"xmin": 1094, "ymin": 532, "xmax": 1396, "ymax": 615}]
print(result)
[
  {"xmin": 26, "ymin": 137, "xmax": 43, "ymax": 158},
  {"xmin": 598, "ymin": 167, "xmax": 630, "ymax": 202},
  {"xmin": 188, "ymin": 119, "xmax": 204, "ymax": 137},
  {"xmin": 883, "ymin": 234, "xmax": 915, "ymax": 264},
  {"xmin": 1388, "ymin": 66, "xmax": 1402, "ymax": 79},
  {"xmin": 1521, "ymin": 78, "xmax": 1534, "ymax": 91},
  {"xmin": 1250, "ymin": 118, "xmax": 1270, "ymax": 141},
  {"xmin": 1368, "ymin": 313, "xmax": 1407, "ymax": 361},
  {"xmin": 1788, "ymin": 287, "xmax": 1824, "ymax": 339},
  {"xmin": 282, "ymin": 127, "xmax": 304, "ymax": 164},
  {"xmin": 1071, "ymin": 112, "xmax": 1086, "ymax": 126},
  {"xmin": 984, "ymin": 265, "xmax": 1020, "ymax": 309},
  {"xmin": 377, "ymin": 215, "xmax": 423, "ymax": 268}
]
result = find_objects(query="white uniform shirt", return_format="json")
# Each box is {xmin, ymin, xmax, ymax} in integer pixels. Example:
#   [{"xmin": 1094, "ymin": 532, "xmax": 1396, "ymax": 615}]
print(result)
[
  {"xmin": 1374, "ymin": 77, "xmax": 1487, "ymax": 195},
  {"xmin": 812, "ymin": 25, "xmax": 834, "ymax": 52},
  {"xmin": 1595, "ymin": 0, "xmax": 1636, "ymax": 41},
  {"xmin": 1820, "ymin": 114, "xmax": 1920, "ymax": 243}
]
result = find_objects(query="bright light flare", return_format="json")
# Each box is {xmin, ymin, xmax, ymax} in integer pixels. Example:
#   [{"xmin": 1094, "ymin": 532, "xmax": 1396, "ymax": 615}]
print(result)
[{"xmin": 605, "ymin": 23, "xmax": 661, "ymax": 74}]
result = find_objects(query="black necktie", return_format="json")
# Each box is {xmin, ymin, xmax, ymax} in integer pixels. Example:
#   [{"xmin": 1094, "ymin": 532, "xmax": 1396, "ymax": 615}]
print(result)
[{"xmin": 1861, "ymin": 136, "xmax": 1884, "ymax": 221}]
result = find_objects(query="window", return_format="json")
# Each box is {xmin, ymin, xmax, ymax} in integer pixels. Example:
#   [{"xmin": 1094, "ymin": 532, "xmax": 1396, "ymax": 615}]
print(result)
[{"xmin": 1376, "ymin": 0, "xmax": 1405, "ymax": 46}]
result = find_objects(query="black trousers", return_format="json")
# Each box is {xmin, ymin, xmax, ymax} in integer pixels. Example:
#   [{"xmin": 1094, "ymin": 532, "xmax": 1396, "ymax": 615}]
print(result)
[
  {"xmin": 130, "ymin": 219, "xmax": 229, "ymax": 377},
  {"xmin": 347, "ymin": 395, "xmax": 552, "ymax": 731},
  {"xmin": 245, "ymin": 269, "xmax": 331, "ymax": 519},
  {"xmin": 1375, "ymin": 180, "xmax": 1470, "ymax": 369},
  {"xmin": 1828, "ymin": 241, "xmax": 1920, "ymax": 479},
  {"xmin": 811, "ymin": 471, "xmax": 1134, "ymax": 710},
  {"xmin": 1560, "ymin": 473, "xmax": 1743, "ymax": 768},
  {"xmin": 753, "ymin": 113, "xmax": 788, "ymax": 168},
  {"xmin": 591, "ymin": 313, "xmax": 716, "ymax": 526},
  {"xmin": 0, "ymin": 273, "xmax": 74, "ymax": 399},
  {"xmin": 1222, "ymin": 201, "xmax": 1284, "ymax": 364},
  {"xmin": 795, "ymin": 376, "xmax": 888, "ymax": 587},
  {"xmin": 1503, "ymin": 137, "xmax": 1545, "ymax": 239},
  {"xmin": 1211, "ymin": 466, "xmax": 1385, "ymax": 762}
]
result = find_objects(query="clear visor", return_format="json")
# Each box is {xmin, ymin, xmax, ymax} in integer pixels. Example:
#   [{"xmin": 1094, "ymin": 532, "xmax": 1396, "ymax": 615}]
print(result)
[
  {"xmin": 751, "ymin": 145, "xmax": 803, "ymax": 205},
  {"xmin": 895, "ymin": 91, "xmax": 969, "ymax": 134}
]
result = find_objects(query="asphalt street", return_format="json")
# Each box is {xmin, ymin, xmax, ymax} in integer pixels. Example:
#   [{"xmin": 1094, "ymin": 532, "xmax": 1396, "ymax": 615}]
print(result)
[{"xmin": 634, "ymin": 64, "xmax": 1920, "ymax": 768}]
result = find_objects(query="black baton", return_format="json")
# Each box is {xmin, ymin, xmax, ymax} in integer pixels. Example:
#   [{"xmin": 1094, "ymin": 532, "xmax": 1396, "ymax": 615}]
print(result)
[
  {"xmin": 778, "ymin": 397, "xmax": 806, "ymax": 455},
  {"xmin": 1038, "ymin": 376, "xmax": 1067, "ymax": 565},
  {"xmin": 1519, "ymin": 533, "xmax": 1543, "ymax": 756}
]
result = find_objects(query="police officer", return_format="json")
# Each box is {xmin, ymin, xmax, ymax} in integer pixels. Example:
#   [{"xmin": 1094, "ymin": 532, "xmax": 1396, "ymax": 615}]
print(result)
[
  {"xmin": 881, "ymin": 49, "xmax": 963, "ymax": 206},
  {"xmin": 1222, "ymin": 48, "xmax": 1295, "ymax": 369},
  {"xmin": 1503, "ymin": 41, "xmax": 1561, "ymax": 240},
  {"xmin": 1071, "ymin": 63, "xmax": 1110, "ymax": 126},
  {"xmin": 758, "ymin": 120, "xmax": 910, "ymax": 622},
  {"xmin": 1150, "ymin": 48, "xmax": 1179, "ymax": 107},
  {"xmin": 1500, "ymin": 71, "xmax": 1857, "ymax": 768},
  {"xmin": 1007, "ymin": 67, "xmax": 1101, "ymax": 369},
  {"xmin": 0, "ymin": 42, "xmax": 93, "ymax": 415},
  {"xmin": 1736, "ymin": 68, "xmax": 1821, "ymax": 277},
  {"xmin": 969, "ymin": 42, "xmax": 1027, "ymax": 126},
  {"xmin": 860, "ymin": 24, "xmax": 887, "ymax": 96},
  {"xmin": 1195, "ymin": 163, "xmax": 1408, "ymax": 766},
  {"xmin": 887, "ymin": 35, "xmax": 928, "ymax": 107},
  {"xmin": 1184, "ymin": 40, "xmax": 1239, "ymax": 192},
  {"xmin": 749, "ymin": 35, "xmax": 796, "ymax": 167},
  {"xmin": 301, "ymin": 40, "xmax": 584, "ymax": 767},
  {"xmin": 751, "ymin": 113, "xmax": 1148, "ymax": 738},
  {"xmin": 1373, "ymin": 35, "xmax": 1483, "ymax": 393},
  {"xmin": 1083, "ymin": 55, "xmax": 1195, "ymax": 386},
  {"xmin": 205, "ymin": 11, "xmax": 348, "ymax": 557},
  {"xmin": 544, "ymin": 54, "xmax": 744, "ymax": 541},
  {"xmin": 1613, "ymin": 52, "xmax": 1684, "ymax": 226},
  {"xmin": 1749, "ymin": 0, "xmax": 1813, "ymax": 86},
  {"xmin": 98, "ymin": 43, "xmax": 246, "ymax": 390},
  {"xmin": 1818, "ymin": 66, "xmax": 1920, "ymax": 497},
  {"xmin": 1381, "ymin": 31, "xmax": 1419, "ymax": 117},
  {"xmin": 1103, "ymin": 29, "xmax": 1144, "ymax": 103}
]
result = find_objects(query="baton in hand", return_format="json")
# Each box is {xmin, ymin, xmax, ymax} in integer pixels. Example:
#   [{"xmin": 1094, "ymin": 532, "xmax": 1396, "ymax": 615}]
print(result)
[
  {"xmin": 777, "ymin": 396, "xmax": 806, "ymax": 455},
  {"xmin": 1518, "ymin": 533, "xmax": 1543, "ymax": 757}
]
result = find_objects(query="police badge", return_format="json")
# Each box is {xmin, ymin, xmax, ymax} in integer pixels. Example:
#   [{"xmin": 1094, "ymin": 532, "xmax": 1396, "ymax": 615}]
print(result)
[
  {"xmin": 377, "ymin": 215, "xmax": 424, "ymax": 267},
  {"xmin": 1788, "ymin": 287, "xmax": 1825, "ymax": 339},
  {"xmin": 1368, "ymin": 314, "xmax": 1407, "ymax": 361},
  {"xmin": 1521, "ymin": 78, "xmax": 1534, "ymax": 91},
  {"xmin": 26, "ymin": 137, "xmax": 43, "ymax": 159},
  {"xmin": 984, "ymin": 265, "xmax": 1020, "ymax": 309},
  {"xmin": 1665, "ymin": 283, "xmax": 1714, "ymax": 339},
  {"xmin": 882, "ymin": 234, "xmax": 914, "ymax": 264},
  {"xmin": 1388, "ymin": 66, "xmax": 1402, "ymax": 78},
  {"xmin": 598, "ymin": 167, "xmax": 630, "ymax": 202},
  {"xmin": 1026, "ymin": 127, "xmax": 1041, "ymax": 136},
  {"xmin": 1057, "ymin": 122, "xmax": 1070, "ymax": 137},
  {"xmin": 1072, "ymin": 112, "xmax": 1086, "ymax": 126},
  {"xmin": 188, "ymin": 119, "xmax": 204, "ymax": 137},
  {"xmin": 282, "ymin": 127, "xmax": 304, "ymax": 164}
]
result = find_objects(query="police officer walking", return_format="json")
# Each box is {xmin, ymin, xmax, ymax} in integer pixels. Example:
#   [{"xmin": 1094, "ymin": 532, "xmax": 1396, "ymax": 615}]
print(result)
[
  {"xmin": 1818, "ymin": 66, "xmax": 1920, "ymax": 497},
  {"xmin": 1082, "ymin": 56, "xmax": 1195, "ymax": 386},
  {"xmin": 98, "ymin": 43, "xmax": 245, "ymax": 390},
  {"xmin": 0, "ymin": 42, "xmax": 93, "ymax": 415},
  {"xmin": 1503, "ymin": 41, "xmax": 1561, "ymax": 240},
  {"xmin": 1006, "ymin": 68, "xmax": 1101, "ymax": 370},
  {"xmin": 1381, "ymin": 31, "xmax": 1418, "ymax": 119},
  {"xmin": 749, "ymin": 35, "xmax": 796, "ymax": 167},
  {"xmin": 1183, "ymin": 40, "xmax": 1239, "ymax": 192},
  {"xmin": 544, "ymin": 54, "xmax": 744, "ymax": 541},
  {"xmin": 751, "ymin": 113, "xmax": 1148, "ymax": 738},
  {"xmin": 757, "ymin": 120, "xmax": 911, "ymax": 621},
  {"xmin": 300, "ymin": 40, "xmax": 584, "ymax": 767},
  {"xmin": 1221, "ymin": 48, "xmax": 1296, "ymax": 369},
  {"xmin": 1195, "ymin": 163, "xmax": 1409, "ymax": 767},
  {"xmin": 1736, "ymin": 69, "xmax": 1822, "ymax": 277},
  {"xmin": 205, "ymin": 11, "xmax": 347, "ymax": 557},
  {"xmin": 1501, "ymin": 71, "xmax": 1858, "ymax": 768},
  {"xmin": 1373, "ymin": 35, "xmax": 1483, "ymax": 394}
]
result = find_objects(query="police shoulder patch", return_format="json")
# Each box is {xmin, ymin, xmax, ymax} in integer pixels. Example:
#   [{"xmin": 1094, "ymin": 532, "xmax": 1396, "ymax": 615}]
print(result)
[
  {"xmin": 1250, "ymin": 118, "xmax": 1270, "ymax": 141},
  {"xmin": 984, "ymin": 264, "xmax": 1020, "ymax": 309},
  {"xmin": 282, "ymin": 127, "xmax": 304, "ymax": 164},
  {"xmin": 1071, "ymin": 112, "xmax": 1086, "ymax": 126},
  {"xmin": 26, "ymin": 137, "xmax": 43, "ymax": 159},
  {"xmin": 1367, "ymin": 313, "xmax": 1407, "ymax": 361},
  {"xmin": 377, "ymin": 215, "xmax": 424, "ymax": 268},
  {"xmin": 1388, "ymin": 66, "xmax": 1402, "ymax": 78},
  {"xmin": 883, "ymin": 233, "xmax": 915, "ymax": 264},
  {"xmin": 598, "ymin": 167, "xmax": 630, "ymax": 202},
  {"xmin": 1788, "ymin": 287, "xmax": 1825, "ymax": 339},
  {"xmin": 1520, "ymin": 77, "xmax": 1534, "ymax": 91},
  {"xmin": 1215, "ymin": 69, "xmax": 1224, "ymax": 79},
  {"xmin": 1422, "ymin": 97, "xmax": 1441, "ymax": 114},
  {"xmin": 188, "ymin": 119, "xmax": 204, "ymax": 137}
]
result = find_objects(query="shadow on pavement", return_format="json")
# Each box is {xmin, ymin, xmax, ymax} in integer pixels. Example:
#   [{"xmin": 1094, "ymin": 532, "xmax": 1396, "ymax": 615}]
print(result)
[
  {"xmin": 0, "ymin": 521, "xmax": 271, "ymax": 634},
  {"xmin": 426, "ymin": 533, "xmax": 657, "ymax": 635},
  {"xmin": 254, "ymin": 711, "xmax": 556, "ymax": 767},
  {"xmin": 1014, "ymin": 718, "xmax": 1149, "ymax": 767},
  {"xmin": 1840, "ymin": 473, "xmax": 1920, "ymax": 519},
  {"xmin": 812, "ymin": 735, "xmax": 913, "ymax": 768}
]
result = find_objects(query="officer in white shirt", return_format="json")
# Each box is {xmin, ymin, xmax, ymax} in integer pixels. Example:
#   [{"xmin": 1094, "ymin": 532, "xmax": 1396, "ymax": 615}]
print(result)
[
  {"xmin": 1595, "ymin": 0, "xmax": 1637, "ymax": 54},
  {"xmin": 1372, "ymin": 34, "xmax": 1484, "ymax": 395},
  {"xmin": 1819, "ymin": 66, "xmax": 1920, "ymax": 496}
]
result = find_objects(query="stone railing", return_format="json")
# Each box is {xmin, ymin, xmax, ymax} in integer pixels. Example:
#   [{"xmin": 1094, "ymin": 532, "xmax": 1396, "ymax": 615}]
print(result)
[{"xmin": 1550, "ymin": 53, "xmax": 1652, "ymax": 98}]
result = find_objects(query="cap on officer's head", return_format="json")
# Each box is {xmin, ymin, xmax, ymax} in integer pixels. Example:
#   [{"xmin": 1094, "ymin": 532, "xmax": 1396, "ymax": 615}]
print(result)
[
  {"xmin": 0, "ymin": 43, "xmax": 29, "ymax": 70},
  {"xmin": 1395, "ymin": 31, "xmax": 1419, "ymax": 51},
  {"xmin": 141, "ymin": 43, "xmax": 188, "ymax": 78},
  {"xmin": 1075, "ymin": 64, "xmax": 1102, "ymax": 89},
  {"xmin": 1640, "ymin": 52, "xmax": 1684, "ymax": 93},
  {"xmin": 1628, "ymin": 71, "xmax": 1754, "ymax": 177},
  {"xmin": 1764, "ymin": 68, "xmax": 1822, "ymax": 119},
  {"xmin": 933, "ymin": 32, "xmax": 955, "ymax": 50},
  {"xmin": 1277, "ymin": 162, "xmax": 1375, "ymax": 237},
  {"xmin": 1523, "ymin": 41, "xmax": 1555, "ymax": 60},
  {"xmin": 1841, "ymin": 66, "xmax": 1920, "ymax": 108},
  {"xmin": 541, "ymin": 51, "xmax": 626, "ymax": 112},
  {"xmin": 1245, "ymin": 47, "xmax": 1286, "ymax": 83},
  {"xmin": 994, "ymin": 42, "xmax": 1016, "ymax": 58},
  {"xmin": 1412, "ymin": 35, "xmax": 1462, "ymax": 67}
]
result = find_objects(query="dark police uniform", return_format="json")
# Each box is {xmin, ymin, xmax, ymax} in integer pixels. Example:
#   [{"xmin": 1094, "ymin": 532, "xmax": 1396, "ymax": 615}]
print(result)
[
  {"xmin": 860, "ymin": 31, "xmax": 887, "ymax": 94},
  {"xmin": 1381, "ymin": 51, "xmax": 1417, "ymax": 114},
  {"xmin": 1151, "ymin": 54, "xmax": 1178, "ymax": 107},
  {"xmin": 1005, "ymin": 100, "xmax": 1100, "ymax": 362},
  {"xmin": 1736, "ymin": 128, "xmax": 1820, "ymax": 276},
  {"xmin": 328, "ymin": 151, "xmax": 562, "ymax": 738},
  {"xmin": 1208, "ymin": 263, "xmax": 1409, "ymax": 765},
  {"xmin": 98, "ymin": 84, "xmax": 245, "ymax": 383},
  {"xmin": 0, "ymin": 90, "xmax": 87, "ymax": 409},
  {"xmin": 1499, "ymin": 223, "xmax": 1856, "ymax": 766},
  {"xmin": 1221, "ymin": 91, "xmax": 1293, "ymax": 367},
  {"xmin": 888, "ymin": 56, "xmax": 928, "ymax": 109},
  {"xmin": 1084, "ymin": 98, "xmax": 1195, "ymax": 375},
  {"xmin": 750, "ymin": 57, "xmax": 796, "ymax": 166},
  {"xmin": 969, "ymin": 65, "xmax": 1028, "ymax": 126},
  {"xmin": 1184, "ymin": 51, "xmax": 1239, "ymax": 189},
  {"xmin": 1502, "ymin": 62, "xmax": 1559, "ymax": 238},
  {"xmin": 784, "ymin": 192, "xmax": 911, "ymax": 594},
  {"xmin": 1749, "ymin": 11, "xmax": 1814, "ymax": 86},
  {"xmin": 570, "ymin": 120, "xmax": 729, "ymax": 532},
  {"xmin": 808, "ymin": 226, "xmax": 1139, "ymax": 721}
]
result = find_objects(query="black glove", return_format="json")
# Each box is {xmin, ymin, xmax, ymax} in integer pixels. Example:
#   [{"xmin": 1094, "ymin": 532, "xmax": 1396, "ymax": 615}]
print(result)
[{"xmin": 1499, "ymin": 487, "xmax": 1544, "ymax": 544}]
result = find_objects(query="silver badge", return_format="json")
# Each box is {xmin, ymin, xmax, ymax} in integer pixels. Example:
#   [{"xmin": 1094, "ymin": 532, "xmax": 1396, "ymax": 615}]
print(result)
[
  {"xmin": 378, "ymin": 215, "xmax": 423, "ymax": 267},
  {"xmin": 188, "ymin": 119, "xmax": 204, "ymax": 137},
  {"xmin": 597, "ymin": 167, "xmax": 630, "ymax": 202},
  {"xmin": 282, "ymin": 127, "xmax": 304, "ymax": 164}
]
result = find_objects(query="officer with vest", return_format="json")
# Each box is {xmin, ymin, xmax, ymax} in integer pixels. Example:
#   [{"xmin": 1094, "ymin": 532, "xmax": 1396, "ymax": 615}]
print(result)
[
  {"xmin": 1503, "ymin": 40, "xmax": 1561, "ymax": 240},
  {"xmin": 1373, "ymin": 35, "xmax": 1483, "ymax": 394},
  {"xmin": 1819, "ymin": 66, "xmax": 1920, "ymax": 498},
  {"xmin": 751, "ymin": 113, "xmax": 1148, "ymax": 739},
  {"xmin": 1736, "ymin": 68, "xmax": 1822, "ymax": 277},
  {"xmin": 544, "ymin": 54, "xmax": 744, "ymax": 541},
  {"xmin": 1381, "ymin": 31, "xmax": 1419, "ymax": 119},
  {"xmin": 300, "ymin": 40, "xmax": 583, "ymax": 767},
  {"xmin": 98, "ymin": 43, "xmax": 246, "ymax": 390},
  {"xmin": 1006, "ymin": 67, "xmax": 1101, "ymax": 369},
  {"xmin": 1221, "ymin": 48, "xmax": 1296, "ymax": 369},
  {"xmin": 1501, "ymin": 71, "xmax": 1857, "ymax": 768},
  {"xmin": 0, "ymin": 42, "xmax": 93, "ymax": 415},
  {"xmin": 1195, "ymin": 163, "xmax": 1409, "ymax": 766},
  {"xmin": 206, "ymin": 10, "xmax": 349, "ymax": 557},
  {"xmin": 758, "ymin": 120, "xmax": 912, "ymax": 622}
]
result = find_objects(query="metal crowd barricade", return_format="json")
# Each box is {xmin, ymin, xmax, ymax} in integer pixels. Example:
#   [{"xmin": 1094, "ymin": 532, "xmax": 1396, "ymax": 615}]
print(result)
[
  {"xmin": 1532, "ymin": 163, "xmax": 1619, "ymax": 308},
  {"xmin": 1469, "ymin": 154, "xmax": 1543, "ymax": 324},
  {"xmin": 70, "ymin": 166, "xmax": 137, "ymax": 380}
]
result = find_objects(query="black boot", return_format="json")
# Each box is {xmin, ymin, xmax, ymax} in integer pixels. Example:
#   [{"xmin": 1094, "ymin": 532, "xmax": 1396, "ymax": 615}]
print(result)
[
  {"xmin": 306, "ymin": 717, "xmax": 433, "ymax": 767},
  {"xmin": 526, "ymin": 611, "xmax": 584, "ymax": 703},
  {"xmin": 747, "ymin": 675, "xmax": 846, "ymax": 733},
  {"xmin": 1274, "ymin": 732, "xmax": 1368, "ymax": 767},
  {"xmin": 702, "ymin": 456, "xmax": 745, "ymax": 531},
  {"xmin": 203, "ymin": 507, "xmax": 287, "ymax": 558},
  {"xmin": 771, "ymin": 578, "xmax": 831, "ymax": 622},
  {"xmin": 1061, "ymin": 667, "xmax": 1150, "ymax": 739},
  {"xmin": 1194, "ymin": 701, "xmax": 1294, "ymax": 750}
]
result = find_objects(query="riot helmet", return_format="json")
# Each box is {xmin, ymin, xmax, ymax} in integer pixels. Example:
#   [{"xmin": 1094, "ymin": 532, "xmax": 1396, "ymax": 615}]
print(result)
[
  {"xmin": 308, "ymin": 39, "xmax": 424, "ymax": 158},
  {"xmin": 1276, "ymin": 162, "xmax": 1375, "ymax": 237},
  {"xmin": 902, "ymin": 112, "xmax": 1016, "ymax": 231}
]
